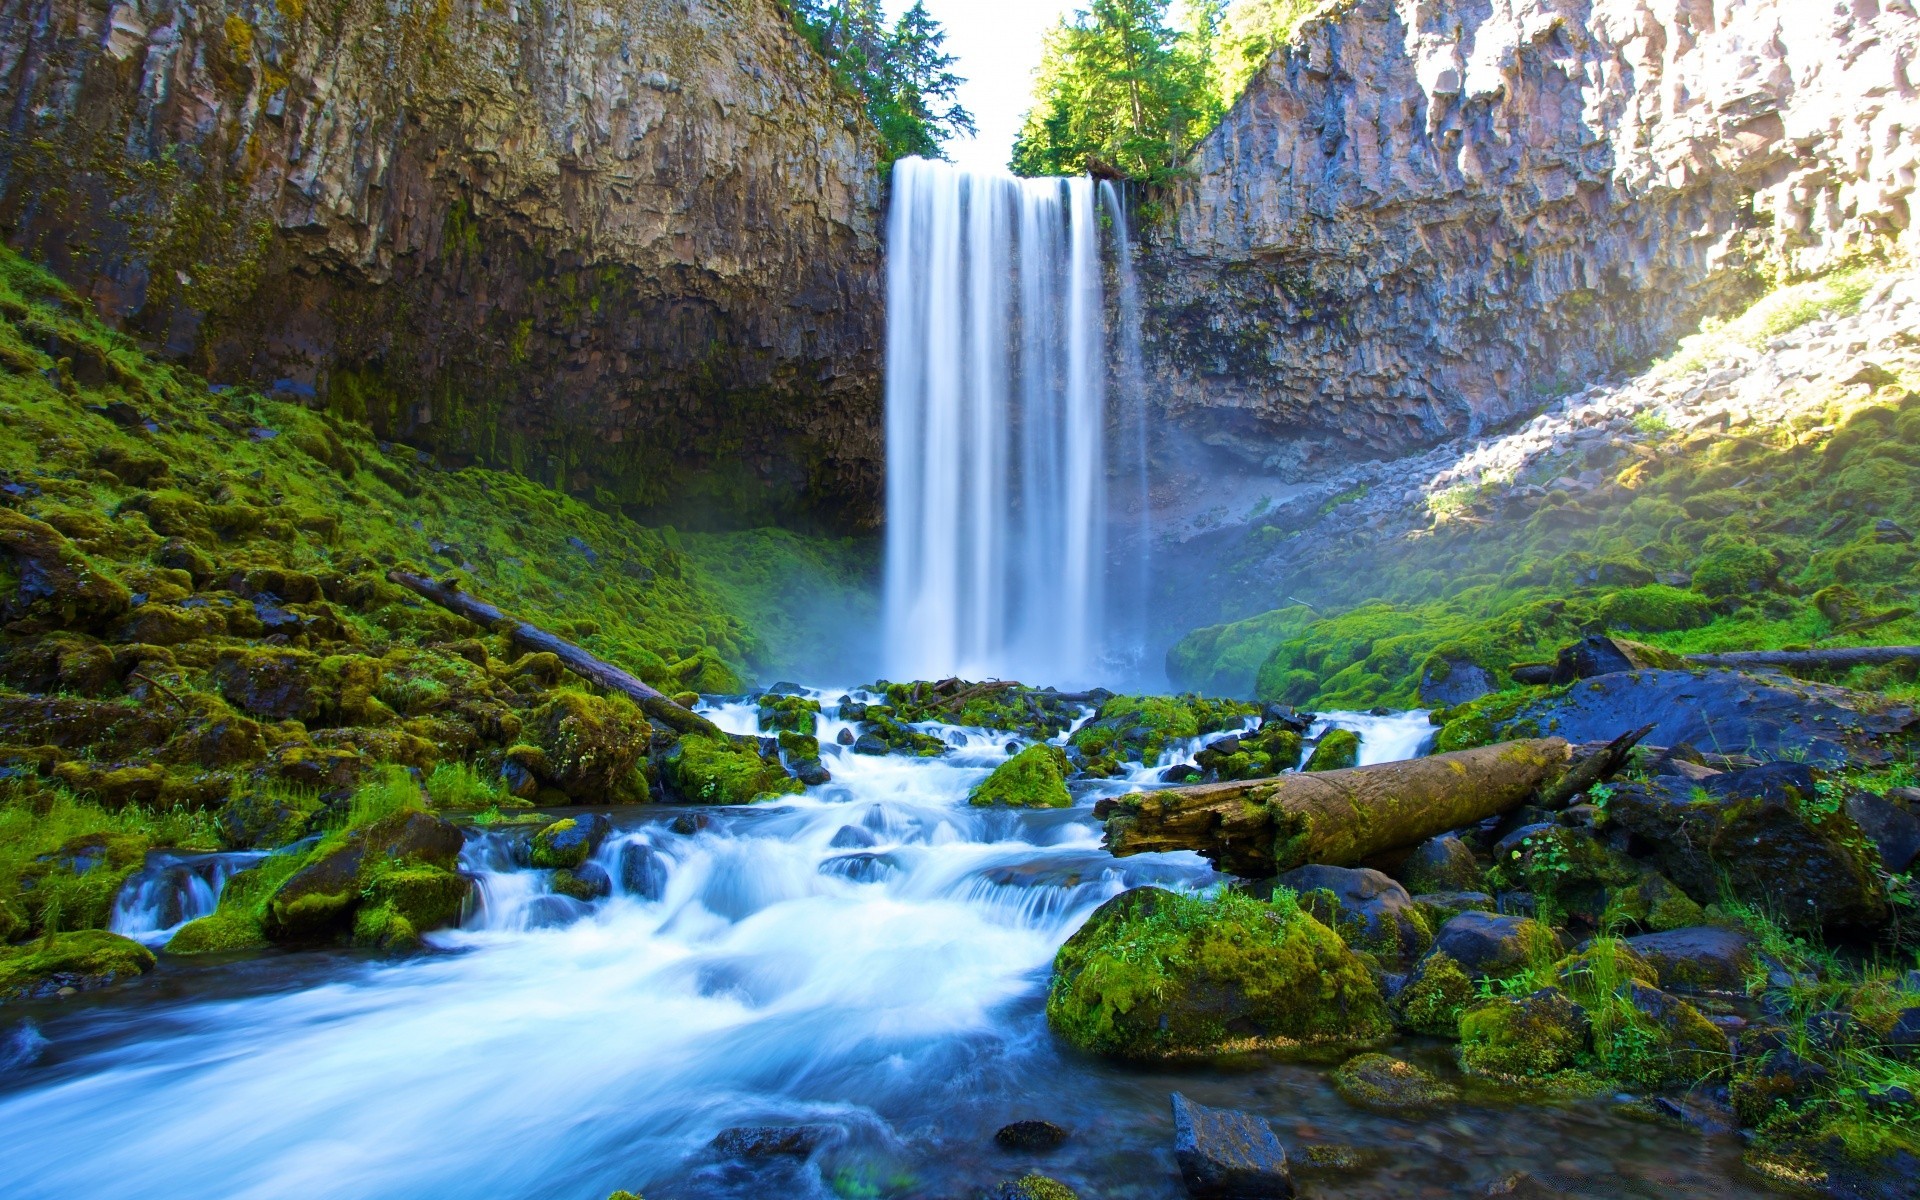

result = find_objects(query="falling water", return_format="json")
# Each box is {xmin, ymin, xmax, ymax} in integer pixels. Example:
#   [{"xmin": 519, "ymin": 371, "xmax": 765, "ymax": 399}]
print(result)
[{"xmin": 884, "ymin": 158, "xmax": 1141, "ymax": 687}]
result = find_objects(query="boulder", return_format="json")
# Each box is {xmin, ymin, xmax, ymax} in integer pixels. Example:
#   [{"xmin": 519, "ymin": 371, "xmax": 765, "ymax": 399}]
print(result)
[
  {"xmin": 658, "ymin": 734, "xmax": 802, "ymax": 805},
  {"xmin": 616, "ymin": 842, "xmax": 668, "ymax": 899},
  {"xmin": 1614, "ymin": 982, "xmax": 1729, "ymax": 1086},
  {"xmin": 1303, "ymin": 728, "xmax": 1360, "ymax": 772},
  {"xmin": 1275, "ymin": 865, "xmax": 1430, "ymax": 968},
  {"xmin": 1330, "ymin": 1053, "xmax": 1459, "ymax": 1113},
  {"xmin": 552, "ymin": 863, "xmax": 612, "ymax": 901},
  {"xmin": 1427, "ymin": 911, "xmax": 1553, "ymax": 980},
  {"xmin": 0, "ymin": 508, "xmax": 131, "ymax": 634},
  {"xmin": 1846, "ymin": 791, "xmax": 1920, "ymax": 874},
  {"xmin": 989, "ymin": 1174, "xmax": 1080, "ymax": 1200},
  {"xmin": 0, "ymin": 930, "xmax": 154, "ymax": 1002},
  {"xmin": 708, "ymin": 1125, "xmax": 822, "ymax": 1159},
  {"xmin": 1170, "ymin": 1093, "xmax": 1294, "ymax": 1199},
  {"xmin": 994, "ymin": 1120, "xmax": 1068, "ymax": 1151},
  {"xmin": 1398, "ymin": 833, "xmax": 1485, "ymax": 893},
  {"xmin": 528, "ymin": 692, "xmax": 649, "ymax": 802},
  {"xmin": 1458, "ymin": 988, "xmax": 1590, "ymax": 1079},
  {"xmin": 352, "ymin": 866, "xmax": 473, "ymax": 949},
  {"xmin": 1395, "ymin": 951, "xmax": 1476, "ymax": 1036},
  {"xmin": 1625, "ymin": 926, "xmax": 1753, "ymax": 993},
  {"xmin": 1045, "ymin": 887, "xmax": 1390, "ymax": 1060},
  {"xmin": 969, "ymin": 744, "xmax": 1073, "ymax": 808},
  {"xmin": 530, "ymin": 814, "xmax": 611, "ymax": 870},
  {"xmin": 265, "ymin": 810, "xmax": 466, "ymax": 941}
]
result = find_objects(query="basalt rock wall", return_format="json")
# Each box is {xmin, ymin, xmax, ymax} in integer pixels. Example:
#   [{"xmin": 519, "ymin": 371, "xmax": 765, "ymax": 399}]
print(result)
[
  {"xmin": 0, "ymin": 0, "xmax": 884, "ymax": 529},
  {"xmin": 1149, "ymin": 0, "xmax": 1920, "ymax": 470}
]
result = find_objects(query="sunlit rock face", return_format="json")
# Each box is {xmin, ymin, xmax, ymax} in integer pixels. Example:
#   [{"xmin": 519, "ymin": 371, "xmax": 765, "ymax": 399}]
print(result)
[
  {"xmin": 1148, "ymin": 0, "xmax": 1919, "ymax": 469},
  {"xmin": 0, "ymin": 0, "xmax": 884, "ymax": 529}
]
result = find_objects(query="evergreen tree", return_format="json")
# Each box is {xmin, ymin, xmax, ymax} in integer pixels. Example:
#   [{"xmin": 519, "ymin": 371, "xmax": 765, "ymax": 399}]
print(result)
[{"xmin": 784, "ymin": 1, "xmax": 975, "ymax": 164}]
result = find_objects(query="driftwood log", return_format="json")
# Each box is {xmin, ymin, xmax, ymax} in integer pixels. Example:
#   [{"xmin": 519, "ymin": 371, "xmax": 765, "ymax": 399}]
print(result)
[
  {"xmin": 1095, "ymin": 738, "xmax": 1574, "ymax": 878},
  {"xmin": 1684, "ymin": 646, "xmax": 1920, "ymax": 671},
  {"xmin": 386, "ymin": 570, "xmax": 723, "ymax": 739}
]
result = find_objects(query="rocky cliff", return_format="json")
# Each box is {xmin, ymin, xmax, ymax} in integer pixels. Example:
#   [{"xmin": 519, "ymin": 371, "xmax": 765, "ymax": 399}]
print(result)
[
  {"xmin": 0, "ymin": 0, "xmax": 884, "ymax": 529},
  {"xmin": 1148, "ymin": 0, "xmax": 1920, "ymax": 470}
]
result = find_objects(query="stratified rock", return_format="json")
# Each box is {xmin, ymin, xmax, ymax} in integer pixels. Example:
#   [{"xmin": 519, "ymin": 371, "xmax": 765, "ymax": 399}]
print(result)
[
  {"xmin": 1170, "ymin": 1092, "xmax": 1294, "ymax": 1199},
  {"xmin": 1, "ymin": 0, "xmax": 885, "ymax": 527}
]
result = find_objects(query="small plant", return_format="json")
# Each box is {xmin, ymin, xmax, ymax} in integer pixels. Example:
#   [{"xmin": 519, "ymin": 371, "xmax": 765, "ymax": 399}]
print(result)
[
  {"xmin": 1631, "ymin": 410, "xmax": 1674, "ymax": 437},
  {"xmin": 425, "ymin": 762, "xmax": 512, "ymax": 809}
]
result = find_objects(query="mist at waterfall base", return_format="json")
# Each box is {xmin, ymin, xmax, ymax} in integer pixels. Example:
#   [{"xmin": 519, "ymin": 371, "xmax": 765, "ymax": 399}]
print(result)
[
  {"xmin": 884, "ymin": 158, "xmax": 1154, "ymax": 690},
  {"xmin": 0, "ymin": 701, "xmax": 1766, "ymax": 1199}
]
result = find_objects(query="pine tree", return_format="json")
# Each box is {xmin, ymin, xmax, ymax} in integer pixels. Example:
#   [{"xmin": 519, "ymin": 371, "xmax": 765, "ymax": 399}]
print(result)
[{"xmin": 782, "ymin": 1, "xmax": 975, "ymax": 164}]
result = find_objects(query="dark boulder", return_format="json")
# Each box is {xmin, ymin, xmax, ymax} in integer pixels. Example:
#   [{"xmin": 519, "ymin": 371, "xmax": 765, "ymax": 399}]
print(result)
[
  {"xmin": 551, "ymin": 862, "xmax": 612, "ymax": 901},
  {"xmin": 1170, "ymin": 1092, "xmax": 1294, "ymax": 1199},
  {"xmin": 1426, "ymin": 910, "xmax": 1551, "ymax": 980},
  {"xmin": 708, "ymin": 1125, "xmax": 823, "ymax": 1159},
  {"xmin": 265, "ymin": 810, "xmax": 465, "ymax": 940},
  {"xmin": 1886, "ymin": 1008, "xmax": 1920, "ymax": 1058},
  {"xmin": 1397, "ymin": 833, "xmax": 1484, "ymax": 894},
  {"xmin": 994, "ymin": 1120, "xmax": 1068, "ymax": 1151},
  {"xmin": 530, "ymin": 814, "xmax": 611, "ymax": 870},
  {"xmin": 1418, "ymin": 656, "xmax": 1495, "ymax": 707},
  {"xmin": 1276, "ymin": 865, "xmax": 1430, "ymax": 968},
  {"xmin": 616, "ymin": 842, "xmax": 667, "ymax": 899},
  {"xmin": 1625, "ymin": 926, "xmax": 1753, "ymax": 993},
  {"xmin": 1847, "ymin": 791, "xmax": 1920, "ymax": 874}
]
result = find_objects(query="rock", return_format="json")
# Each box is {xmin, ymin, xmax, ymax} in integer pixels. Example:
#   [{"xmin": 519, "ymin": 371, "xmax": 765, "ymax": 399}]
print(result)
[
  {"xmin": 1303, "ymin": 728, "xmax": 1360, "ymax": 772},
  {"xmin": 994, "ymin": 1120, "xmax": 1068, "ymax": 1151},
  {"xmin": 1482, "ymin": 669, "xmax": 1915, "ymax": 769},
  {"xmin": 617, "ymin": 843, "xmax": 668, "ymax": 899},
  {"xmin": 353, "ymin": 866, "xmax": 473, "ymax": 949},
  {"xmin": 530, "ymin": 814, "xmax": 611, "ymax": 870},
  {"xmin": 658, "ymin": 734, "xmax": 803, "ymax": 805},
  {"xmin": 1616, "ymin": 981, "xmax": 1730, "ymax": 1086},
  {"xmin": 969, "ymin": 744, "xmax": 1072, "ymax": 808},
  {"xmin": 1275, "ymin": 865, "xmax": 1431, "ymax": 968},
  {"xmin": 1194, "ymin": 726, "xmax": 1304, "ymax": 780},
  {"xmin": 1458, "ymin": 988, "xmax": 1590, "ymax": 1079},
  {"xmin": 836, "ymin": 727, "xmax": 856, "ymax": 746},
  {"xmin": 0, "ymin": 509, "xmax": 131, "ymax": 634},
  {"xmin": 1885, "ymin": 1009, "xmax": 1920, "ymax": 1058},
  {"xmin": 851, "ymin": 732, "xmax": 890, "ymax": 755},
  {"xmin": 265, "ymin": 810, "xmax": 466, "ymax": 941},
  {"xmin": 1625, "ymin": 927, "xmax": 1753, "ymax": 993},
  {"xmin": 551, "ymin": 863, "xmax": 612, "ymax": 902},
  {"xmin": 708, "ymin": 1125, "xmax": 822, "ymax": 1159},
  {"xmin": 0, "ymin": 930, "xmax": 155, "ymax": 1002},
  {"xmin": 1398, "ymin": 833, "xmax": 1485, "ymax": 894},
  {"xmin": 1427, "ymin": 911, "xmax": 1552, "ymax": 981},
  {"xmin": 1418, "ymin": 656, "xmax": 1495, "ymax": 707},
  {"xmin": 1607, "ymin": 765, "xmax": 1888, "ymax": 932},
  {"xmin": 989, "ymin": 1174, "xmax": 1080, "ymax": 1200},
  {"xmin": 528, "ymin": 693, "xmax": 649, "ymax": 803},
  {"xmin": 1331, "ymin": 1053, "xmax": 1458, "ymax": 1113},
  {"xmin": 1170, "ymin": 1093, "xmax": 1294, "ymax": 1199},
  {"xmin": 1846, "ymin": 791, "xmax": 1920, "ymax": 874},
  {"xmin": 1045, "ymin": 887, "xmax": 1390, "ymax": 1060}
]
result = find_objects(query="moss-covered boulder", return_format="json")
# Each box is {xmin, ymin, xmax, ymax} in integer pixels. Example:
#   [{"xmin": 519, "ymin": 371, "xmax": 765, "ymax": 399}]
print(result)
[
  {"xmin": 0, "ymin": 507, "xmax": 132, "ymax": 634},
  {"xmin": 969, "ymin": 744, "xmax": 1072, "ymax": 808},
  {"xmin": 217, "ymin": 780, "xmax": 326, "ymax": 849},
  {"xmin": 756, "ymin": 693, "xmax": 820, "ymax": 735},
  {"xmin": 1276, "ymin": 864, "xmax": 1431, "ymax": 969},
  {"xmin": 352, "ymin": 866, "xmax": 472, "ymax": 949},
  {"xmin": 1304, "ymin": 728, "xmax": 1360, "ymax": 772},
  {"xmin": 1398, "ymin": 833, "xmax": 1485, "ymax": 894},
  {"xmin": 1395, "ymin": 950, "xmax": 1477, "ymax": 1036},
  {"xmin": 264, "ymin": 809, "xmax": 466, "ymax": 942},
  {"xmin": 210, "ymin": 648, "xmax": 384, "ymax": 725},
  {"xmin": 530, "ymin": 814, "xmax": 611, "ymax": 869},
  {"xmin": 1458, "ymin": 988, "xmax": 1590, "ymax": 1079},
  {"xmin": 989, "ymin": 1174, "xmax": 1079, "ymax": 1200},
  {"xmin": 15, "ymin": 831, "xmax": 149, "ymax": 936},
  {"xmin": 0, "ymin": 929, "xmax": 154, "ymax": 1001},
  {"xmin": 166, "ymin": 857, "xmax": 302, "ymax": 954},
  {"xmin": 528, "ymin": 692, "xmax": 649, "ymax": 803},
  {"xmin": 1068, "ymin": 693, "xmax": 1257, "ymax": 773},
  {"xmin": 1045, "ymin": 886, "xmax": 1390, "ymax": 1060},
  {"xmin": 1332, "ymin": 1053, "xmax": 1460, "ymax": 1113},
  {"xmin": 659, "ymin": 734, "xmax": 802, "ymax": 805},
  {"xmin": 1192, "ymin": 725, "xmax": 1304, "ymax": 781}
]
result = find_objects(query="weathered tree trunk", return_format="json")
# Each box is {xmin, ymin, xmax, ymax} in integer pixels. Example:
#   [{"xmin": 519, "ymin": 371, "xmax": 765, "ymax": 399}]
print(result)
[
  {"xmin": 386, "ymin": 570, "xmax": 723, "ymax": 739},
  {"xmin": 1684, "ymin": 646, "xmax": 1920, "ymax": 671},
  {"xmin": 1095, "ymin": 739, "xmax": 1573, "ymax": 878}
]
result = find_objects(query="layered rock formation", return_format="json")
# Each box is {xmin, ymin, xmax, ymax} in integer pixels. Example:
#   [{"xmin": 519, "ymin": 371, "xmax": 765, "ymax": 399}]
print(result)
[
  {"xmin": 1149, "ymin": 0, "xmax": 1920, "ymax": 467},
  {"xmin": 0, "ymin": 0, "xmax": 884, "ymax": 528}
]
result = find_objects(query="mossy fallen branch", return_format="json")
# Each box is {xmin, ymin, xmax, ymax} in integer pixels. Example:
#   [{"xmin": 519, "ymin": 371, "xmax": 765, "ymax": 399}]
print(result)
[
  {"xmin": 1094, "ymin": 738, "xmax": 1574, "ymax": 877},
  {"xmin": 385, "ymin": 570, "xmax": 721, "ymax": 738},
  {"xmin": 1683, "ymin": 646, "xmax": 1920, "ymax": 671}
]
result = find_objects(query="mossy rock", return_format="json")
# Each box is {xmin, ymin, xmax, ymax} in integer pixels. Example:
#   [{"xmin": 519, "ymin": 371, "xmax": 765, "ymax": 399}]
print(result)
[
  {"xmin": 990, "ymin": 1174, "xmax": 1079, "ymax": 1200},
  {"xmin": 1304, "ymin": 728, "xmax": 1360, "ymax": 772},
  {"xmin": 353, "ymin": 866, "xmax": 471, "ymax": 950},
  {"xmin": 15, "ymin": 830, "xmax": 150, "ymax": 935},
  {"xmin": 756, "ymin": 693, "xmax": 820, "ymax": 735},
  {"xmin": 1068, "ymin": 693, "xmax": 1257, "ymax": 770},
  {"xmin": 0, "ymin": 507, "xmax": 132, "ymax": 634},
  {"xmin": 528, "ymin": 692, "xmax": 649, "ymax": 802},
  {"xmin": 530, "ymin": 814, "xmax": 609, "ymax": 869},
  {"xmin": 969, "ymin": 744, "xmax": 1072, "ymax": 808},
  {"xmin": 167, "ymin": 855, "xmax": 304, "ymax": 954},
  {"xmin": 1395, "ymin": 950, "xmax": 1476, "ymax": 1036},
  {"xmin": 1045, "ymin": 886, "xmax": 1391, "ymax": 1060},
  {"xmin": 658, "ymin": 734, "xmax": 802, "ymax": 805},
  {"xmin": 217, "ymin": 780, "xmax": 325, "ymax": 849},
  {"xmin": 1458, "ymin": 988, "xmax": 1590, "ymax": 1079},
  {"xmin": 264, "ymin": 809, "xmax": 465, "ymax": 941},
  {"xmin": 0, "ymin": 929, "xmax": 154, "ymax": 1001},
  {"xmin": 1332, "ymin": 1052, "xmax": 1460, "ymax": 1113}
]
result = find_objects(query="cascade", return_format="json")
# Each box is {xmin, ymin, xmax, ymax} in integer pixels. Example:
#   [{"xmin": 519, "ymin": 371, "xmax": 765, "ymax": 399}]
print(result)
[{"xmin": 883, "ymin": 158, "xmax": 1147, "ymax": 687}]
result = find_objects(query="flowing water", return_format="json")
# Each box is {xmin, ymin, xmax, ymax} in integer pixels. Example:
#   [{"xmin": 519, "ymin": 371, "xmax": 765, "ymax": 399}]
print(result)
[
  {"xmin": 883, "ymin": 159, "xmax": 1150, "ymax": 687},
  {"xmin": 0, "ymin": 696, "xmax": 1771, "ymax": 1199}
]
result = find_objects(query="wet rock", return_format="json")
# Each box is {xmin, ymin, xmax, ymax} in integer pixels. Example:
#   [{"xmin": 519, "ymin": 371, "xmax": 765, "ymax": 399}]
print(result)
[
  {"xmin": 1418, "ymin": 656, "xmax": 1495, "ymax": 707},
  {"xmin": 528, "ymin": 693, "xmax": 649, "ymax": 803},
  {"xmin": 1169, "ymin": 1092, "xmax": 1294, "ymax": 1199},
  {"xmin": 1276, "ymin": 865, "xmax": 1431, "ymax": 968},
  {"xmin": 1733, "ymin": 1044, "xmax": 1831, "ymax": 1125},
  {"xmin": 353, "ymin": 866, "xmax": 473, "ymax": 949},
  {"xmin": 818, "ymin": 852, "xmax": 897, "ymax": 884},
  {"xmin": 1398, "ymin": 833, "xmax": 1485, "ymax": 894},
  {"xmin": 1482, "ymin": 669, "xmax": 1915, "ymax": 768},
  {"xmin": 708, "ymin": 1125, "xmax": 823, "ymax": 1159},
  {"xmin": 616, "ymin": 843, "xmax": 667, "ymax": 900},
  {"xmin": 1331, "ymin": 1053, "xmax": 1459, "ymax": 1113},
  {"xmin": 1459, "ymin": 988, "xmax": 1590, "ymax": 1079},
  {"xmin": 989, "ymin": 1173, "xmax": 1080, "ymax": 1200},
  {"xmin": 994, "ymin": 1119, "xmax": 1068, "ymax": 1151},
  {"xmin": 218, "ymin": 780, "xmax": 326, "ymax": 850},
  {"xmin": 1303, "ymin": 728, "xmax": 1360, "ymax": 772},
  {"xmin": 851, "ymin": 732, "xmax": 890, "ymax": 755},
  {"xmin": 0, "ymin": 930, "xmax": 155, "ymax": 1002},
  {"xmin": 835, "ymin": 727, "xmax": 856, "ymax": 746},
  {"xmin": 1618, "ymin": 981, "xmax": 1730, "ymax": 1084},
  {"xmin": 1846, "ymin": 791, "xmax": 1920, "ymax": 874},
  {"xmin": 1887, "ymin": 1008, "xmax": 1920, "ymax": 1058},
  {"xmin": 530, "ymin": 814, "xmax": 611, "ymax": 870},
  {"xmin": 551, "ymin": 863, "xmax": 612, "ymax": 902},
  {"xmin": 828, "ymin": 824, "xmax": 877, "ymax": 849},
  {"xmin": 793, "ymin": 758, "xmax": 832, "ymax": 786},
  {"xmin": 969, "ymin": 744, "xmax": 1072, "ymax": 808},
  {"xmin": 659, "ymin": 734, "xmax": 802, "ymax": 805},
  {"xmin": 1625, "ymin": 926, "xmax": 1753, "ymax": 993},
  {"xmin": 265, "ymin": 810, "xmax": 465, "ymax": 941},
  {"xmin": 1426, "ymin": 911, "xmax": 1551, "ymax": 980},
  {"xmin": 670, "ymin": 813, "xmax": 711, "ymax": 836}
]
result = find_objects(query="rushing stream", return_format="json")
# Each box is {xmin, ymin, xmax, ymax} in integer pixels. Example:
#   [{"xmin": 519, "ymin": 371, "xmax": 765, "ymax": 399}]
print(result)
[{"xmin": 0, "ymin": 695, "xmax": 1768, "ymax": 1198}]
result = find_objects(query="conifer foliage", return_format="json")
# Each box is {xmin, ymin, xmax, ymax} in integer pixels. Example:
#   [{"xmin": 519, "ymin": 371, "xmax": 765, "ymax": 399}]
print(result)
[{"xmin": 785, "ymin": 1, "xmax": 976, "ymax": 163}]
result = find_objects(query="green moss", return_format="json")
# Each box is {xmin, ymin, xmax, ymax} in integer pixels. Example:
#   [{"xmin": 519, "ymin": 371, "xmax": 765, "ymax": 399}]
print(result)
[
  {"xmin": 1068, "ymin": 693, "xmax": 1257, "ymax": 772},
  {"xmin": 1304, "ymin": 728, "xmax": 1360, "ymax": 772},
  {"xmin": 1396, "ymin": 951, "xmax": 1476, "ymax": 1035},
  {"xmin": 757, "ymin": 693, "xmax": 821, "ymax": 735},
  {"xmin": 969, "ymin": 744, "xmax": 1072, "ymax": 808},
  {"xmin": 354, "ymin": 866, "xmax": 469, "ymax": 949},
  {"xmin": 659, "ymin": 734, "xmax": 802, "ymax": 805},
  {"xmin": 1331, "ymin": 1052, "xmax": 1460, "ymax": 1112},
  {"xmin": 1458, "ymin": 988, "xmax": 1590, "ymax": 1079},
  {"xmin": 996, "ymin": 1174, "xmax": 1079, "ymax": 1200},
  {"xmin": 1045, "ymin": 887, "xmax": 1391, "ymax": 1059},
  {"xmin": 528, "ymin": 691, "xmax": 649, "ymax": 802},
  {"xmin": 0, "ymin": 928, "xmax": 154, "ymax": 999},
  {"xmin": 167, "ymin": 852, "xmax": 305, "ymax": 954}
]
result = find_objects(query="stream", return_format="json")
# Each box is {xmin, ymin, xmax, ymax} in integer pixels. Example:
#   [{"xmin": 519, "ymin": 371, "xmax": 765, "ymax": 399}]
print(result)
[{"xmin": 0, "ymin": 694, "xmax": 1769, "ymax": 1198}]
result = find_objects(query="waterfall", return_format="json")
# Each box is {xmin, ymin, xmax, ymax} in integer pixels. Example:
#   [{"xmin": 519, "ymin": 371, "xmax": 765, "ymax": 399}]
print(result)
[{"xmin": 883, "ymin": 158, "xmax": 1144, "ymax": 688}]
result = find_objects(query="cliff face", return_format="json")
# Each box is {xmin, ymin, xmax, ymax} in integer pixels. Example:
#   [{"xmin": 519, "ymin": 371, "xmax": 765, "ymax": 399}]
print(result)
[
  {"xmin": 1148, "ymin": 0, "xmax": 1920, "ymax": 468},
  {"xmin": 0, "ymin": 0, "xmax": 884, "ymax": 529}
]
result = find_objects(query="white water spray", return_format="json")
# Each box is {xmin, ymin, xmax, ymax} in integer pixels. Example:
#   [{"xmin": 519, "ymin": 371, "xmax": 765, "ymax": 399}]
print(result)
[{"xmin": 883, "ymin": 159, "xmax": 1145, "ymax": 687}]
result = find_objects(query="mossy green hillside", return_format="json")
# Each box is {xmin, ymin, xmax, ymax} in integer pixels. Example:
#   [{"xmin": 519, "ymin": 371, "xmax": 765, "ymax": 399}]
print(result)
[
  {"xmin": 1045, "ymin": 886, "xmax": 1390, "ymax": 1060},
  {"xmin": 1169, "ymin": 274, "xmax": 1920, "ymax": 709},
  {"xmin": 968, "ymin": 744, "xmax": 1072, "ymax": 808}
]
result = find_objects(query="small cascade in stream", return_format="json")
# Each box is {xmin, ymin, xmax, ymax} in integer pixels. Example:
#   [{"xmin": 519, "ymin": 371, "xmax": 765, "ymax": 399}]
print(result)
[
  {"xmin": 108, "ymin": 851, "xmax": 265, "ymax": 947},
  {"xmin": 883, "ymin": 158, "xmax": 1150, "ymax": 688}
]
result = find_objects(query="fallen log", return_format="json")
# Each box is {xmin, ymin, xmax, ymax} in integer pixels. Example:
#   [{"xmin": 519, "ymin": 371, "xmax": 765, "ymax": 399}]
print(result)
[
  {"xmin": 1683, "ymin": 646, "xmax": 1920, "ymax": 671},
  {"xmin": 1094, "ymin": 738, "xmax": 1573, "ymax": 878},
  {"xmin": 1537, "ymin": 723, "xmax": 1654, "ymax": 809},
  {"xmin": 386, "ymin": 570, "xmax": 723, "ymax": 739}
]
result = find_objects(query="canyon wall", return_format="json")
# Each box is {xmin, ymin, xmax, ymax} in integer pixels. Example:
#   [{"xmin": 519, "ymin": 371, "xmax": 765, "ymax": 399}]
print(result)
[
  {"xmin": 0, "ymin": 0, "xmax": 884, "ymax": 529},
  {"xmin": 1149, "ymin": 0, "xmax": 1920, "ymax": 470}
]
